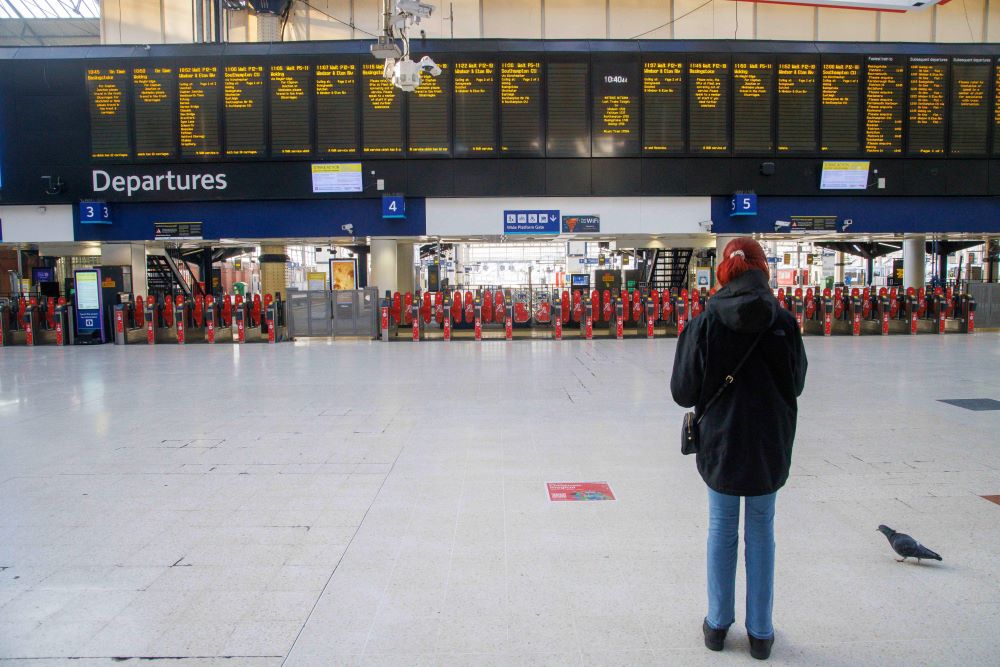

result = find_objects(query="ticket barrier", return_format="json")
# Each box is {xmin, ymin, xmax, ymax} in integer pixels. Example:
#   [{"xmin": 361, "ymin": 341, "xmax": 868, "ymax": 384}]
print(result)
[
  {"xmin": 205, "ymin": 296, "xmax": 233, "ymax": 344},
  {"xmin": 792, "ymin": 289, "xmax": 805, "ymax": 333},
  {"xmin": 675, "ymin": 294, "xmax": 688, "ymax": 336},
  {"xmin": 644, "ymin": 295, "xmax": 655, "ymax": 339},
  {"xmin": 112, "ymin": 302, "xmax": 148, "ymax": 345},
  {"xmin": 505, "ymin": 302, "xmax": 514, "ymax": 341},
  {"xmin": 473, "ymin": 297, "xmax": 483, "ymax": 341},
  {"xmin": 551, "ymin": 293, "xmax": 563, "ymax": 340},
  {"xmin": 410, "ymin": 297, "xmax": 423, "ymax": 341},
  {"xmin": 582, "ymin": 294, "xmax": 594, "ymax": 340},
  {"xmin": 960, "ymin": 294, "xmax": 976, "ymax": 333}
]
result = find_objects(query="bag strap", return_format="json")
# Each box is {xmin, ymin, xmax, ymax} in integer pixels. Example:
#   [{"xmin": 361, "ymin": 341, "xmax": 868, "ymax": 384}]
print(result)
[{"xmin": 696, "ymin": 329, "xmax": 766, "ymax": 425}]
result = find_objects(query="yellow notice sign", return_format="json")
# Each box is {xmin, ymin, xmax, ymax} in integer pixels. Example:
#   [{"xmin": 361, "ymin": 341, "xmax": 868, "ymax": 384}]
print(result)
[{"xmin": 311, "ymin": 163, "xmax": 363, "ymax": 193}]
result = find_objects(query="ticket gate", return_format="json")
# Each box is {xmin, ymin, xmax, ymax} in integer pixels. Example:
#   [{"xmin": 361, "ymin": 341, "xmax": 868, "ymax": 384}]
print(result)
[
  {"xmin": 961, "ymin": 294, "xmax": 976, "ymax": 333},
  {"xmin": 112, "ymin": 302, "xmax": 148, "ymax": 345}
]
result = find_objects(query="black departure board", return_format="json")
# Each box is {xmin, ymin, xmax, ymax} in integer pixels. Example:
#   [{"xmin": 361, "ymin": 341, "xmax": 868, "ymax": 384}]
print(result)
[
  {"xmin": 732, "ymin": 59, "xmax": 773, "ymax": 154},
  {"xmin": 500, "ymin": 60, "xmax": 543, "ymax": 156},
  {"xmin": 994, "ymin": 61, "xmax": 1000, "ymax": 156},
  {"xmin": 87, "ymin": 67, "xmax": 130, "ymax": 159},
  {"xmin": 777, "ymin": 59, "xmax": 817, "ymax": 153},
  {"xmin": 820, "ymin": 59, "xmax": 860, "ymax": 153},
  {"xmin": 178, "ymin": 65, "xmax": 220, "ymax": 157},
  {"xmin": 547, "ymin": 61, "xmax": 590, "ymax": 157},
  {"xmin": 223, "ymin": 64, "xmax": 265, "ymax": 157},
  {"xmin": 865, "ymin": 56, "xmax": 904, "ymax": 154},
  {"xmin": 316, "ymin": 63, "xmax": 358, "ymax": 155},
  {"xmin": 270, "ymin": 64, "xmax": 312, "ymax": 155},
  {"xmin": 453, "ymin": 60, "xmax": 496, "ymax": 156},
  {"xmin": 592, "ymin": 59, "xmax": 640, "ymax": 157},
  {"xmin": 950, "ymin": 57, "xmax": 990, "ymax": 156},
  {"xmin": 688, "ymin": 60, "xmax": 729, "ymax": 153},
  {"xmin": 408, "ymin": 62, "xmax": 451, "ymax": 155},
  {"xmin": 361, "ymin": 61, "xmax": 403, "ymax": 154},
  {"xmin": 133, "ymin": 66, "xmax": 175, "ymax": 159},
  {"xmin": 642, "ymin": 60, "xmax": 684, "ymax": 153},
  {"xmin": 908, "ymin": 57, "xmax": 947, "ymax": 155}
]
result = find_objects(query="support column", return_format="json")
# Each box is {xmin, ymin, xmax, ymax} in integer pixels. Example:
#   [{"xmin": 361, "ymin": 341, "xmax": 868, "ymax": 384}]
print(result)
[
  {"xmin": 903, "ymin": 235, "xmax": 926, "ymax": 291},
  {"xmin": 100, "ymin": 243, "xmax": 147, "ymax": 296},
  {"xmin": 396, "ymin": 241, "xmax": 415, "ymax": 295},
  {"xmin": 259, "ymin": 244, "xmax": 288, "ymax": 298},
  {"xmin": 370, "ymin": 239, "xmax": 398, "ymax": 296}
]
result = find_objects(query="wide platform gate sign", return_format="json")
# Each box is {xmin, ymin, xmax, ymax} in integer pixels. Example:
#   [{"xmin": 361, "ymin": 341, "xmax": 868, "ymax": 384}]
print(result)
[{"xmin": 503, "ymin": 210, "xmax": 560, "ymax": 235}]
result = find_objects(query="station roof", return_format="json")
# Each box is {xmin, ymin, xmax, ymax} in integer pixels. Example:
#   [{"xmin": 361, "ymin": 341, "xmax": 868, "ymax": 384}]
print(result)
[{"xmin": 0, "ymin": 0, "xmax": 99, "ymax": 46}]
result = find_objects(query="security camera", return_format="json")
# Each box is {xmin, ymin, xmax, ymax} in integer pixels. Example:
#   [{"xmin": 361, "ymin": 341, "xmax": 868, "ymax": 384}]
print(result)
[
  {"xmin": 698, "ymin": 220, "xmax": 713, "ymax": 232},
  {"xmin": 774, "ymin": 220, "xmax": 791, "ymax": 231},
  {"xmin": 417, "ymin": 55, "xmax": 441, "ymax": 76},
  {"xmin": 841, "ymin": 219, "xmax": 853, "ymax": 231},
  {"xmin": 397, "ymin": 0, "xmax": 433, "ymax": 21},
  {"xmin": 341, "ymin": 223, "xmax": 354, "ymax": 234}
]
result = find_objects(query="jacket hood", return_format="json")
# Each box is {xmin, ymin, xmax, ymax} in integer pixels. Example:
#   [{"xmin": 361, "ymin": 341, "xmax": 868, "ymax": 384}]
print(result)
[{"xmin": 707, "ymin": 269, "xmax": 778, "ymax": 333}]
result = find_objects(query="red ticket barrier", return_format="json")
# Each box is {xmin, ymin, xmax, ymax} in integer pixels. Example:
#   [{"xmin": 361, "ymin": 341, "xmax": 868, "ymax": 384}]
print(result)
[
  {"xmin": 650, "ymin": 289, "xmax": 660, "ymax": 322},
  {"xmin": 434, "ymin": 291, "xmax": 444, "ymax": 324},
  {"xmin": 804, "ymin": 288, "xmax": 816, "ymax": 321},
  {"xmin": 822, "ymin": 288, "xmax": 832, "ymax": 336},
  {"xmin": 162, "ymin": 297, "xmax": 174, "ymax": 328},
  {"xmin": 505, "ymin": 311, "xmax": 513, "ymax": 340},
  {"xmin": 193, "ymin": 294, "xmax": 204, "ymax": 327},
  {"xmin": 572, "ymin": 290, "xmax": 582, "ymax": 322},
  {"xmin": 391, "ymin": 292, "xmax": 402, "ymax": 324},
  {"xmin": 44, "ymin": 297, "xmax": 55, "ymax": 330},
  {"xmin": 482, "ymin": 291, "xmax": 493, "ymax": 323},
  {"xmin": 222, "ymin": 295, "xmax": 232, "ymax": 327},
  {"xmin": 862, "ymin": 287, "xmax": 872, "ymax": 320},
  {"xmin": 421, "ymin": 292, "xmax": 432, "ymax": 324},
  {"xmin": 134, "ymin": 296, "xmax": 145, "ymax": 328},
  {"xmin": 602, "ymin": 290, "xmax": 612, "ymax": 322},
  {"xmin": 443, "ymin": 297, "xmax": 452, "ymax": 340},
  {"xmin": 945, "ymin": 287, "xmax": 955, "ymax": 318},
  {"xmin": 833, "ymin": 288, "xmax": 844, "ymax": 320},
  {"xmin": 464, "ymin": 291, "xmax": 474, "ymax": 324},
  {"xmin": 889, "ymin": 288, "xmax": 899, "ymax": 319},
  {"xmin": 661, "ymin": 293, "xmax": 674, "ymax": 324},
  {"xmin": 777, "ymin": 288, "xmax": 787, "ymax": 310},
  {"xmin": 917, "ymin": 287, "xmax": 927, "ymax": 318},
  {"xmin": 451, "ymin": 291, "xmax": 462, "ymax": 323},
  {"xmin": 676, "ymin": 295, "xmax": 687, "ymax": 336},
  {"xmin": 403, "ymin": 292, "xmax": 413, "ymax": 325},
  {"xmin": 631, "ymin": 290, "xmax": 642, "ymax": 322},
  {"xmin": 620, "ymin": 289, "xmax": 630, "ymax": 322},
  {"xmin": 206, "ymin": 295, "xmax": 217, "ymax": 343},
  {"xmin": 690, "ymin": 291, "xmax": 702, "ymax": 319},
  {"xmin": 591, "ymin": 290, "xmax": 600, "ymax": 322},
  {"xmin": 554, "ymin": 308, "xmax": 563, "ymax": 340},
  {"xmin": 534, "ymin": 296, "xmax": 551, "ymax": 323},
  {"xmin": 494, "ymin": 291, "xmax": 505, "ymax": 323},
  {"xmin": 561, "ymin": 290, "xmax": 570, "ymax": 324},
  {"xmin": 514, "ymin": 296, "xmax": 531, "ymax": 324}
]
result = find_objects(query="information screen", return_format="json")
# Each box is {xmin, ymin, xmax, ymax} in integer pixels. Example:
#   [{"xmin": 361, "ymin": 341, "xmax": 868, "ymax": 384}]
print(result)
[
  {"xmin": 820, "ymin": 58, "xmax": 861, "ymax": 153},
  {"xmin": 500, "ymin": 60, "xmax": 543, "ymax": 156},
  {"xmin": 592, "ymin": 59, "xmax": 640, "ymax": 157},
  {"xmin": 408, "ymin": 61, "xmax": 451, "ymax": 155},
  {"xmin": 820, "ymin": 160, "xmax": 869, "ymax": 189},
  {"xmin": 950, "ymin": 57, "xmax": 990, "ymax": 156},
  {"xmin": 776, "ymin": 58, "xmax": 817, "ymax": 153},
  {"xmin": 361, "ymin": 61, "xmax": 403, "ymax": 154},
  {"xmin": 178, "ymin": 65, "xmax": 220, "ymax": 157},
  {"xmin": 270, "ymin": 64, "xmax": 312, "ymax": 155},
  {"xmin": 688, "ymin": 59, "xmax": 729, "ymax": 153},
  {"xmin": 642, "ymin": 59, "xmax": 684, "ymax": 153},
  {"xmin": 865, "ymin": 56, "xmax": 904, "ymax": 154},
  {"xmin": 908, "ymin": 56, "xmax": 948, "ymax": 155},
  {"xmin": 316, "ymin": 62, "xmax": 358, "ymax": 155},
  {"xmin": 547, "ymin": 60, "xmax": 590, "ymax": 157},
  {"xmin": 223, "ymin": 64, "xmax": 265, "ymax": 157},
  {"xmin": 87, "ymin": 67, "xmax": 130, "ymax": 159},
  {"xmin": 133, "ymin": 66, "xmax": 176, "ymax": 159},
  {"xmin": 732, "ymin": 58, "xmax": 773, "ymax": 154},
  {"xmin": 453, "ymin": 60, "xmax": 496, "ymax": 156}
]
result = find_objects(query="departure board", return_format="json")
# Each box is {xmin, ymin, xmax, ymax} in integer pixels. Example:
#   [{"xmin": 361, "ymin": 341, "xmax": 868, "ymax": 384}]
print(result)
[
  {"xmin": 453, "ymin": 60, "xmax": 496, "ymax": 156},
  {"xmin": 361, "ymin": 61, "xmax": 403, "ymax": 154},
  {"xmin": 270, "ymin": 64, "xmax": 312, "ymax": 155},
  {"xmin": 820, "ymin": 59, "xmax": 860, "ymax": 153},
  {"xmin": 995, "ymin": 61, "xmax": 1000, "ymax": 156},
  {"xmin": 133, "ymin": 66, "xmax": 175, "ymax": 159},
  {"xmin": 642, "ymin": 60, "xmax": 684, "ymax": 153},
  {"xmin": 87, "ymin": 68, "xmax": 130, "ymax": 159},
  {"xmin": 950, "ymin": 57, "xmax": 990, "ymax": 156},
  {"xmin": 592, "ymin": 59, "xmax": 640, "ymax": 157},
  {"xmin": 408, "ymin": 62, "xmax": 451, "ymax": 155},
  {"xmin": 178, "ymin": 65, "xmax": 220, "ymax": 157},
  {"xmin": 908, "ymin": 57, "xmax": 947, "ymax": 155},
  {"xmin": 546, "ymin": 61, "xmax": 590, "ymax": 157},
  {"xmin": 500, "ymin": 60, "xmax": 543, "ymax": 156},
  {"xmin": 316, "ymin": 63, "xmax": 358, "ymax": 155},
  {"xmin": 865, "ymin": 56, "xmax": 904, "ymax": 154},
  {"xmin": 223, "ymin": 64, "xmax": 265, "ymax": 157},
  {"xmin": 688, "ymin": 60, "xmax": 729, "ymax": 153},
  {"xmin": 732, "ymin": 59, "xmax": 773, "ymax": 154},
  {"xmin": 776, "ymin": 59, "xmax": 817, "ymax": 153}
]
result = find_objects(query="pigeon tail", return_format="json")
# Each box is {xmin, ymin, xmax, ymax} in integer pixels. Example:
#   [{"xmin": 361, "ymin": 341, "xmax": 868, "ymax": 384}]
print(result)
[{"xmin": 912, "ymin": 545, "xmax": 942, "ymax": 561}]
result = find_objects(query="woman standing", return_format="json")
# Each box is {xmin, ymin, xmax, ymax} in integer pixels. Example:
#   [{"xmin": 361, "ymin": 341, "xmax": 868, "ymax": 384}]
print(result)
[{"xmin": 670, "ymin": 237, "xmax": 807, "ymax": 660}]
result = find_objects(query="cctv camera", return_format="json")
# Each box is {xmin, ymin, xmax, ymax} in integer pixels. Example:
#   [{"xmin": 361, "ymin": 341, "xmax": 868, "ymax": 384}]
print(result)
[
  {"xmin": 397, "ymin": 0, "xmax": 434, "ymax": 21},
  {"xmin": 698, "ymin": 220, "xmax": 713, "ymax": 232},
  {"xmin": 341, "ymin": 224, "xmax": 354, "ymax": 234},
  {"xmin": 417, "ymin": 56, "xmax": 441, "ymax": 77}
]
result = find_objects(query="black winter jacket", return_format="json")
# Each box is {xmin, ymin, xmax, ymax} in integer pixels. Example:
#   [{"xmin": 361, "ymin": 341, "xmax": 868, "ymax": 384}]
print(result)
[{"xmin": 670, "ymin": 270, "xmax": 807, "ymax": 496}]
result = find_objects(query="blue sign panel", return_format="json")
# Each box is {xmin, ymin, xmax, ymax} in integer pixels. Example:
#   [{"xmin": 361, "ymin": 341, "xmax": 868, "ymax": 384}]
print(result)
[
  {"xmin": 730, "ymin": 193, "xmax": 757, "ymax": 217},
  {"xmin": 503, "ymin": 210, "xmax": 560, "ymax": 235},
  {"xmin": 80, "ymin": 201, "xmax": 112, "ymax": 224},
  {"xmin": 562, "ymin": 215, "xmax": 600, "ymax": 233},
  {"xmin": 382, "ymin": 195, "xmax": 405, "ymax": 219},
  {"xmin": 74, "ymin": 268, "xmax": 105, "ymax": 342}
]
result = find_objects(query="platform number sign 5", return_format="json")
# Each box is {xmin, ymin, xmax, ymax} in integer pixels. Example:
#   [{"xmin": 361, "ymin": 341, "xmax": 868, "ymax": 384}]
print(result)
[
  {"xmin": 382, "ymin": 195, "xmax": 405, "ymax": 219},
  {"xmin": 79, "ymin": 201, "xmax": 112, "ymax": 224},
  {"xmin": 730, "ymin": 193, "xmax": 757, "ymax": 217}
]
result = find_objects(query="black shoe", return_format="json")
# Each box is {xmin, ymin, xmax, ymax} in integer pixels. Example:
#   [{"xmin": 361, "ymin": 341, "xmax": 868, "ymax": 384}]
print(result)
[
  {"xmin": 749, "ymin": 634, "xmax": 774, "ymax": 660},
  {"xmin": 702, "ymin": 619, "xmax": 727, "ymax": 651}
]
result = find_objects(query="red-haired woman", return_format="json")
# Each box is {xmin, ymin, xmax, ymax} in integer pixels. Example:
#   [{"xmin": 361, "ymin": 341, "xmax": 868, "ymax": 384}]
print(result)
[{"xmin": 670, "ymin": 237, "xmax": 807, "ymax": 660}]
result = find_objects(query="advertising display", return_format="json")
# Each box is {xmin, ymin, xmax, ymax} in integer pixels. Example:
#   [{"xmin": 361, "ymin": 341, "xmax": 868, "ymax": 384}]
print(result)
[
  {"xmin": 74, "ymin": 268, "xmax": 105, "ymax": 342},
  {"xmin": 329, "ymin": 258, "xmax": 358, "ymax": 290}
]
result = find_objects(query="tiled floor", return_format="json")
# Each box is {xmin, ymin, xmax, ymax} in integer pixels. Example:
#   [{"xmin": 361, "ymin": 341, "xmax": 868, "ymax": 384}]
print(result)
[{"xmin": 1, "ymin": 335, "xmax": 999, "ymax": 666}]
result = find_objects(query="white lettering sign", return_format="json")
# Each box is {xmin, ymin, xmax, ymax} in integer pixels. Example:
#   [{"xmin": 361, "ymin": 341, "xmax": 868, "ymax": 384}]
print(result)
[{"xmin": 91, "ymin": 169, "xmax": 229, "ymax": 197}]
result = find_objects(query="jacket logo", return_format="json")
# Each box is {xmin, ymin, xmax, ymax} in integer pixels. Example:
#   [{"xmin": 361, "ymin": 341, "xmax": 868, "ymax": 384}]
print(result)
[{"xmin": 772, "ymin": 329, "xmax": 786, "ymax": 336}]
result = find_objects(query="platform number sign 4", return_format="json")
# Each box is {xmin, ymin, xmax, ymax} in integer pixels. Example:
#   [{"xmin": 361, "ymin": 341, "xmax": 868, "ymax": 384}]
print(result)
[
  {"xmin": 80, "ymin": 201, "xmax": 112, "ymax": 224},
  {"xmin": 730, "ymin": 193, "xmax": 757, "ymax": 217},
  {"xmin": 382, "ymin": 195, "xmax": 405, "ymax": 219}
]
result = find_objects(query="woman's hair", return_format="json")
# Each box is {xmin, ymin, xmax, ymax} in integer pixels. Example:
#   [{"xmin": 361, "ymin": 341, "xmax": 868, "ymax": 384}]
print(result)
[{"xmin": 717, "ymin": 237, "xmax": 769, "ymax": 286}]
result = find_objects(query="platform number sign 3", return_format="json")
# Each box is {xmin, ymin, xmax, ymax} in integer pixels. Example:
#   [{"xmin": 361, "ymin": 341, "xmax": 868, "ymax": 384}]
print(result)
[
  {"xmin": 382, "ymin": 195, "xmax": 405, "ymax": 219},
  {"xmin": 730, "ymin": 193, "xmax": 757, "ymax": 217},
  {"xmin": 80, "ymin": 201, "xmax": 112, "ymax": 224}
]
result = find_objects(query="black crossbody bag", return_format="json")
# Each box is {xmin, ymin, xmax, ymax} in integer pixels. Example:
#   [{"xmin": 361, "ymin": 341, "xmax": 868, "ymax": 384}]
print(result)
[{"xmin": 681, "ymin": 330, "xmax": 765, "ymax": 456}]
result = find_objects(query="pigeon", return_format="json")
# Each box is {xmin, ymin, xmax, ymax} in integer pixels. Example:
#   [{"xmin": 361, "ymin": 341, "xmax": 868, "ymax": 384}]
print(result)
[{"xmin": 877, "ymin": 525, "xmax": 942, "ymax": 563}]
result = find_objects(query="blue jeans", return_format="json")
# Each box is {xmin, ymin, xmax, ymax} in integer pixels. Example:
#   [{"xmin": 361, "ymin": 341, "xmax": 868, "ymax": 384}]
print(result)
[{"xmin": 705, "ymin": 487, "xmax": 776, "ymax": 639}]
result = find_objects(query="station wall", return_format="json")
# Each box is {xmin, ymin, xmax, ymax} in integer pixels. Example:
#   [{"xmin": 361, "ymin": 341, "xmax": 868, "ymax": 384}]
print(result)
[
  {"xmin": 0, "ymin": 205, "xmax": 74, "ymax": 243},
  {"xmin": 101, "ymin": 0, "xmax": 997, "ymax": 45}
]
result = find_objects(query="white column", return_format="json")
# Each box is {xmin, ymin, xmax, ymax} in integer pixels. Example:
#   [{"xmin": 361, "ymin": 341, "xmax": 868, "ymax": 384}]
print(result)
[
  {"xmin": 396, "ymin": 242, "xmax": 415, "ymax": 295},
  {"xmin": 834, "ymin": 252, "xmax": 845, "ymax": 285},
  {"xmin": 100, "ymin": 243, "xmax": 146, "ymax": 295},
  {"xmin": 903, "ymin": 235, "xmax": 926, "ymax": 291},
  {"xmin": 370, "ymin": 239, "xmax": 397, "ymax": 296}
]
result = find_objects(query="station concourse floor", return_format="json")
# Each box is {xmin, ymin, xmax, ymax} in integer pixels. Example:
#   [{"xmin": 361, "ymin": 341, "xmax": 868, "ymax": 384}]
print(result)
[{"xmin": 1, "ymin": 335, "xmax": 999, "ymax": 667}]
